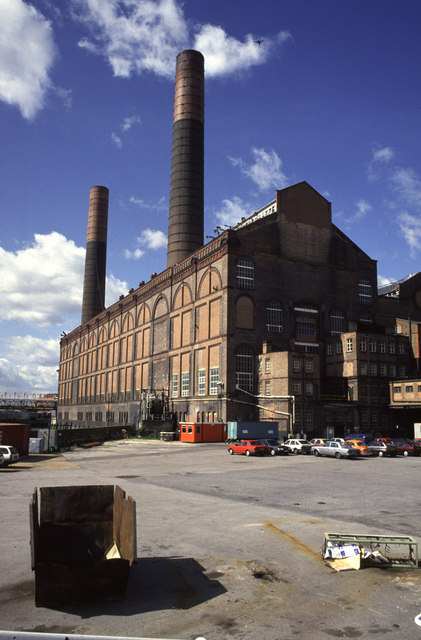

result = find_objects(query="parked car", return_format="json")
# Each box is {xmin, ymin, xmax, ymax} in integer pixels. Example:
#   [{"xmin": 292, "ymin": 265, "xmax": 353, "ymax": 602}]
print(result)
[
  {"xmin": 392, "ymin": 439, "xmax": 421, "ymax": 457},
  {"xmin": 310, "ymin": 438, "xmax": 327, "ymax": 447},
  {"xmin": 366, "ymin": 439, "xmax": 397, "ymax": 457},
  {"xmin": 283, "ymin": 439, "xmax": 312, "ymax": 454},
  {"xmin": 331, "ymin": 437, "xmax": 346, "ymax": 444},
  {"xmin": 0, "ymin": 451, "xmax": 5, "ymax": 468},
  {"xmin": 259, "ymin": 439, "xmax": 290, "ymax": 456},
  {"xmin": 227, "ymin": 440, "xmax": 269, "ymax": 456},
  {"xmin": 311, "ymin": 440, "xmax": 359, "ymax": 459},
  {"xmin": 0, "ymin": 445, "xmax": 19, "ymax": 467},
  {"xmin": 345, "ymin": 439, "xmax": 372, "ymax": 456}
]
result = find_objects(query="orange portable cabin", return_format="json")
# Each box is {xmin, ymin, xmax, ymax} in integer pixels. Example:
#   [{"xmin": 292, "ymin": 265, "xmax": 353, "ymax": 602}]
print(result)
[{"xmin": 179, "ymin": 422, "xmax": 226, "ymax": 443}]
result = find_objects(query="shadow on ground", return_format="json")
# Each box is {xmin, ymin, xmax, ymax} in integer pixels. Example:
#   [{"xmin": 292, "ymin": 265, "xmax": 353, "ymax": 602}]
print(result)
[{"xmin": 44, "ymin": 556, "xmax": 226, "ymax": 618}]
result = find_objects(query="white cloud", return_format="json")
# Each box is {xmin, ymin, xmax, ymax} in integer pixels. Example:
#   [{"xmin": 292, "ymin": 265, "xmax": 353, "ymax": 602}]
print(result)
[
  {"xmin": 0, "ymin": 334, "xmax": 60, "ymax": 393},
  {"xmin": 391, "ymin": 167, "xmax": 421, "ymax": 209},
  {"xmin": 368, "ymin": 146, "xmax": 395, "ymax": 181},
  {"xmin": 194, "ymin": 27, "xmax": 291, "ymax": 77},
  {"xmin": 397, "ymin": 211, "xmax": 421, "ymax": 258},
  {"xmin": 74, "ymin": 0, "xmax": 188, "ymax": 78},
  {"xmin": 214, "ymin": 196, "xmax": 250, "ymax": 226},
  {"xmin": 111, "ymin": 132, "xmax": 123, "ymax": 148},
  {"xmin": 354, "ymin": 199, "xmax": 372, "ymax": 221},
  {"xmin": 121, "ymin": 114, "xmax": 142, "ymax": 131},
  {"xmin": 230, "ymin": 147, "xmax": 288, "ymax": 191},
  {"xmin": 0, "ymin": 0, "xmax": 57, "ymax": 119},
  {"xmin": 129, "ymin": 195, "xmax": 166, "ymax": 211},
  {"xmin": 0, "ymin": 232, "xmax": 127, "ymax": 327},
  {"xmin": 138, "ymin": 228, "xmax": 167, "ymax": 249},
  {"xmin": 124, "ymin": 248, "xmax": 144, "ymax": 260},
  {"xmin": 73, "ymin": 1, "xmax": 291, "ymax": 79},
  {"xmin": 124, "ymin": 227, "xmax": 167, "ymax": 259}
]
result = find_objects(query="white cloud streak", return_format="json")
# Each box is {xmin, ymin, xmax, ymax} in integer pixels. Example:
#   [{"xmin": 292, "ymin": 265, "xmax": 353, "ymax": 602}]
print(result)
[
  {"xmin": 230, "ymin": 147, "xmax": 289, "ymax": 191},
  {"xmin": 214, "ymin": 196, "xmax": 250, "ymax": 226},
  {"xmin": 0, "ymin": 0, "xmax": 57, "ymax": 119},
  {"xmin": 124, "ymin": 227, "xmax": 167, "ymax": 259}
]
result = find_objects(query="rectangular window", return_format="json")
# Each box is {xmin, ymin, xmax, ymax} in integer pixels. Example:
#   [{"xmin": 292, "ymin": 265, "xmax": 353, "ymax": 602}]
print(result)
[
  {"xmin": 258, "ymin": 359, "xmax": 262, "ymax": 374},
  {"xmin": 347, "ymin": 338, "xmax": 353, "ymax": 352},
  {"xmin": 198, "ymin": 369, "xmax": 206, "ymax": 395},
  {"xmin": 258, "ymin": 382, "xmax": 263, "ymax": 395},
  {"xmin": 305, "ymin": 359, "xmax": 313, "ymax": 373},
  {"xmin": 172, "ymin": 373, "xmax": 179, "ymax": 397},
  {"xmin": 406, "ymin": 385, "xmax": 414, "ymax": 393},
  {"xmin": 389, "ymin": 342, "xmax": 396, "ymax": 354},
  {"xmin": 369, "ymin": 339, "xmax": 376, "ymax": 353},
  {"xmin": 398, "ymin": 365, "xmax": 405, "ymax": 378},
  {"xmin": 293, "ymin": 381, "xmax": 302, "ymax": 395},
  {"xmin": 265, "ymin": 381, "xmax": 271, "ymax": 396},
  {"xmin": 181, "ymin": 371, "xmax": 189, "ymax": 397},
  {"xmin": 296, "ymin": 321, "xmax": 316, "ymax": 336},
  {"xmin": 394, "ymin": 386, "xmax": 401, "ymax": 393},
  {"xmin": 305, "ymin": 382, "xmax": 313, "ymax": 396},
  {"xmin": 336, "ymin": 341, "xmax": 343, "ymax": 354},
  {"xmin": 370, "ymin": 363, "xmax": 377, "ymax": 376},
  {"xmin": 398, "ymin": 343, "xmax": 405, "ymax": 355},
  {"xmin": 379, "ymin": 363, "xmax": 387, "ymax": 376},
  {"xmin": 418, "ymin": 385, "xmax": 421, "ymax": 393},
  {"xmin": 293, "ymin": 358, "xmax": 301, "ymax": 372},
  {"xmin": 360, "ymin": 361, "xmax": 367, "ymax": 375},
  {"xmin": 389, "ymin": 364, "xmax": 396, "ymax": 377},
  {"xmin": 378, "ymin": 341, "xmax": 386, "ymax": 353},
  {"xmin": 265, "ymin": 358, "xmax": 271, "ymax": 373},
  {"xmin": 359, "ymin": 339, "xmax": 367, "ymax": 352},
  {"xmin": 209, "ymin": 367, "xmax": 219, "ymax": 395},
  {"xmin": 327, "ymin": 343, "xmax": 333, "ymax": 356},
  {"xmin": 361, "ymin": 408, "xmax": 368, "ymax": 425},
  {"xmin": 305, "ymin": 408, "xmax": 313, "ymax": 428}
]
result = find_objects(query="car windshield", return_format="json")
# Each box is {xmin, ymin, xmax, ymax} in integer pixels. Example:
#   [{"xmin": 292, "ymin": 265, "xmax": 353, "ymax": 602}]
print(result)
[{"xmin": 298, "ymin": 440, "xmax": 310, "ymax": 444}]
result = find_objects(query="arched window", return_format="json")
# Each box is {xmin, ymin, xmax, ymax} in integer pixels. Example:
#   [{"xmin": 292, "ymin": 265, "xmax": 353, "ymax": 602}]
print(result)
[
  {"xmin": 358, "ymin": 279, "xmax": 372, "ymax": 305},
  {"xmin": 266, "ymin": 300, "xmax": 282, "ymax": 332},
  {"xmin": 235, "ymin": 346, "xmax": 254, "ymax": 392},
  {"xmin": 236, "ymin": 257, "xmax": 254, "ymax": 289},
  {"xmin": 330, "ymin": 308, "xmax": 345, "ymax": 334}
]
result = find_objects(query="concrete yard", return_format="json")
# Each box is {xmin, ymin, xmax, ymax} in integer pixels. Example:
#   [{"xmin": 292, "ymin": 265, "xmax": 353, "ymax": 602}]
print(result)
[{"xmin": 1, "ymin": 439, "xmax": 421, "ymax": 639}]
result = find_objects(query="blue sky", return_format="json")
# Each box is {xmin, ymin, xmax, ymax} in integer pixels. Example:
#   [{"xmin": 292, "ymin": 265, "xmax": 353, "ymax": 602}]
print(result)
[{"xmin": 1, "ymin": 0, "xmax": 421, "ymax": 393}]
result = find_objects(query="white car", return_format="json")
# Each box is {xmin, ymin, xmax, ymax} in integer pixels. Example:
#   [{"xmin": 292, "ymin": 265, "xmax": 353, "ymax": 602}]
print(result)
[
  {"xmin": 283, "ymin": 439, "xmax": 312, "ymax": 454},
  {"xmin": 0, "ymin": 445, "xmax": 19, "ymax": 467}
]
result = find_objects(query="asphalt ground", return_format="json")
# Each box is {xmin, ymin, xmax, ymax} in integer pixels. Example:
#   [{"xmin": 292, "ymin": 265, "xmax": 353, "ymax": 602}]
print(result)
[{"xmin": 1, "ymin": 439, "xmax": 421, "ymax": 640}]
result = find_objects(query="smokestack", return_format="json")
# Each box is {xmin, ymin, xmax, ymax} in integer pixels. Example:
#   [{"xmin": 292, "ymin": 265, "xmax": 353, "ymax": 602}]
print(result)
[
  {"xmin": 81, "ymin": 185, "xmax": 109, "ymax": 324},
  {"xmin": 167, "ymin": 50, "xmax": 204, "ymax": 268}
]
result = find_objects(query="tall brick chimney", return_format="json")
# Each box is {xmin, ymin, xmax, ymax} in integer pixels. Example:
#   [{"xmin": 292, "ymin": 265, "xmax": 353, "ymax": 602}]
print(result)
[
  {"xmin": 167, "ymin": 50, "xmax": 204, "ymax": 268},
  {"xmin": 81, "ymin": 185, "xmax": 109, "ymax": 324}
]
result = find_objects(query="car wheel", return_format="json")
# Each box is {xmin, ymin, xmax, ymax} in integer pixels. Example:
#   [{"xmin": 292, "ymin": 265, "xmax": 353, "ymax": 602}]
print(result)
[
  {"xmin": 228, "ymin": 448, "xmax": 234, "ymax": 455},
  {"xmin": 270, "ymin": 449, "xmax": 276, "ymax": 456},
  {"xmin": 246, "ymin": 450, "xmax": 251, "ymax": 456},
  {"xmin": 293, "ymin": 448, "xmax": 299, "ymax": 455},
  {"xmin": 403, "ymin": 450, "xmax": 409, "ymax": 457},
  {"xmin": 378, "ymin": 451, "xmax": 384, "ymax": 457},
  {"xmin": 335, "ymin": 452, "xmax": 341, "ymax": 459},
  {"xmin": 314, "ymin": 449, "xmax": 320, "ymax": 456}
]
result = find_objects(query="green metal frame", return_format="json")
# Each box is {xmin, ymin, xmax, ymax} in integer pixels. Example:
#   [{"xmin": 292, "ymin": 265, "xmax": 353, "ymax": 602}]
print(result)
[{"xmin": 324, "ymin": 532, "xmax": 418, "ymax": 568}]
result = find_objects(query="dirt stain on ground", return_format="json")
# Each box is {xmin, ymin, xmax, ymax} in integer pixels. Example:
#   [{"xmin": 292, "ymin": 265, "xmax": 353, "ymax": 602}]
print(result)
[{"xmin": 265, "ymin": 521, "xmax": 322, "ymax": 562}]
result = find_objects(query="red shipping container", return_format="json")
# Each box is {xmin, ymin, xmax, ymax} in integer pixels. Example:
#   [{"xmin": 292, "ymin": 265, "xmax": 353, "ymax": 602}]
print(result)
[
  {"xmin": 0, "ymin": 423, "xmax": 30, "ymax": 455},
  {"xmin": 179, "ymin": 422, "xmax": 226, "ymax": 443}
]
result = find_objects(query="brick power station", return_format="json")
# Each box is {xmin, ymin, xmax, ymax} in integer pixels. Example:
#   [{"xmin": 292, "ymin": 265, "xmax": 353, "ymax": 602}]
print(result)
[{"xmin": 58, "ymin": 50, "xmax": 421, "ymax": 441}]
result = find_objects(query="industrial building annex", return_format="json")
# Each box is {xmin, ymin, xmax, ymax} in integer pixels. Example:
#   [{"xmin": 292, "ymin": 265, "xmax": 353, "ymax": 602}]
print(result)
[{"xmin": 57, "ymin": 50, "xmax": 421, "ymax": 440}]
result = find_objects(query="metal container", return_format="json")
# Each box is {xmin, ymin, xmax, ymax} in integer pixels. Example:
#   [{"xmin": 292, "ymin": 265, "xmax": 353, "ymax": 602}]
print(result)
[
  {"xmin": 0, "ymin": 423, "xmax": 30, "ymax": 455},
  {"xmin": 227, "ymin": 421, "xmax": 278, "ymax": 440}
]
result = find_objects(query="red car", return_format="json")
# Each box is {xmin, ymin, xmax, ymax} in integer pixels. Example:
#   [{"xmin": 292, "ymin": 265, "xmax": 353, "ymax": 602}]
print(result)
[
  {"xmin": 392, "ymin": 439, "xmax": 421, "ymax": 457},
  {"xmin": 228, "ymin": 440, "xmax": 269, "ymax": 456}
]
